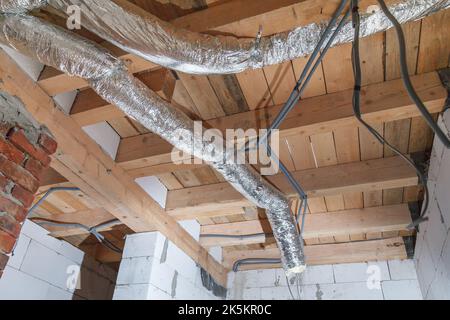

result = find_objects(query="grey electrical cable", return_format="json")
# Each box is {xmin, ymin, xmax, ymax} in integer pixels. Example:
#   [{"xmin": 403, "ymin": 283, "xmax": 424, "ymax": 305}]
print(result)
[
  {"xmin": 377, "ymin": 0, "xmax": 450, "ymax": 149},
  {"xmin": 27, "ymin": 186, "xmax": 80, "ymax": 218},
  {"xmin": 27, "ymin": 186, "xmax": 122, "ymax": 253},
  {"xmin": 200, "ymin": 233, "xmax": 267, "ymax": 239},
  {"xmin": 351, "ymin": 0, "xmax": 429, "ymax": 228},
  {"xmin": 32, "ymin": 217, "xmax": 123, "ymax": 253},
  {"xmin": 232, "ymin": 258, "xmax": 281, "ymax": 272}
]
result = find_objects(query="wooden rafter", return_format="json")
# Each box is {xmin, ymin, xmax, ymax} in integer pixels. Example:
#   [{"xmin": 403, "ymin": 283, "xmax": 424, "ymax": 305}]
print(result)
[{"xmin": 0, "ymin": 50, "xmax": 228, "ymax": 286}]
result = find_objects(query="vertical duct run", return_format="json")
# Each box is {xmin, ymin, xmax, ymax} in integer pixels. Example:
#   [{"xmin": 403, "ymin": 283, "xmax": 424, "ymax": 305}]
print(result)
[{"xmin": 0, "ymin": 14, "xmax": 305, "ymax": 275}]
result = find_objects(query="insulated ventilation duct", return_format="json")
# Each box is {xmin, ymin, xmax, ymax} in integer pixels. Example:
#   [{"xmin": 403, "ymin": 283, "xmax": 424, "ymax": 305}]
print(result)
[
  {"xmin": 0, "ymin": 13, "xmax": 305, "ymax": 275},
  {"xmin": 2, "ymin": 0, "xmax": 448, "ymax": 74}
]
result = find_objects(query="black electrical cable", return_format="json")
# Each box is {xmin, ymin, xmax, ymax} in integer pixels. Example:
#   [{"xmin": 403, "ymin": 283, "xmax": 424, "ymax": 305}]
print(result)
[
  {"xmin": 351, "ymin": 0, "xmax": 429, "ymax": 228},
  {"xmin": 230, "ymin": 1, "xmax": 352, "ymax": 275},
  {"xmin": 377, "ymin": 0, "xmax": 450, "ymax": 149},
  {"xmin": 265, "ymin": 4, "xmax": 351, "ymax": 136}
]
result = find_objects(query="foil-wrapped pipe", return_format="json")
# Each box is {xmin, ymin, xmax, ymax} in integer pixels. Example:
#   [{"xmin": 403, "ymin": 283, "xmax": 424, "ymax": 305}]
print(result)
[
  {"xmin": 35, "ymin": 0, "xmax": 450, "ymax": 74},
  {"xmin": 0, "ymin": 0, "xmax": 46, "ymax": 13},
  {"xmin": 1, "ymin": 0, "xmax": 449, "ymax": 74},
  {"xmin": 0, "ymin": 13, "xmax": 305, "ymax": 275}
]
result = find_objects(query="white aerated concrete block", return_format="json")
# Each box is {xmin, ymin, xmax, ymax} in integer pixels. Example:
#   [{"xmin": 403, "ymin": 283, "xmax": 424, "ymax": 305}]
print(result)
[
  {"xmin": 423, "ymin": 199, "xmax": 447, "ymax": 266},
  {"xmin": 7, "ymin": 233, "xmax": 31, "ymax": 270},
  {"xmin": 0, "ymin": 267, "xmax": 49, "ymax": 300},
  {"xmin": 116, "ymin": 257, "xmax": 154, "ymax": 285},
  {"xmin": 20, "ymin": 240, "xmax": 78, "ymax": 292},
  {"xmin": 261, "ymin": 286, "xmax": 295, "ymax": 300},
  {"xmin": 147, "ymin": 283, "xmax": 172, "ymax": 300},
  {"xmin": 209, "ymin": 246, "xmax": 222, "ymax": 263},
  {"xmin": 122, "ymin": 232, "xmax": 159, "ymax": 259},
  {"xmin": 388, "ymin": 260, "xmax": 417, "ymax": 280},
  {"xmin": 333, "ymin": 261, "xmax": 390, "ymax": 283},
  {"xmin": 382, "ymin": 280, "xmax": 422, "ymax": 300},
  {"xmin": 426, "ymin": 261, "xmax": 450, "ymax": 300},
  {"xmin": 234, "ymin": 269, "xmax": 277, "ymax": 288},
  {"xmin": 82, "ymin": 122, "xmax": 120, "ymax": 160},
  {"xmin": 149, "ymin": 263, "xmax": 176, "ymax": 295},
  {"xmin": 302, "ymin": 282, "xmax": 383, "ymax": 300},
  {"xmin": 135, "ymin": 176, "xmax": 167, "ymax": 208},
  {"xmin": 179, "ymin": 220, "xmax": 200, "ymax": 241},
  {"xmin": 45, "ymin": 285, "xmax": 74, "ymax": 300},
  {"xmin": 415, "ymin": 241, "xmax": 437, "ymax": 296},
  {"xmin": 113, "ymin": 284, "xmax": 153, "ymax": 300},
  {"xmin": 241, "ymin": 287, "xmax": 261, "ymax": 300},
  {"xmin": 275, "ymin": 265, "xmax": 334, "ymax": 286}
]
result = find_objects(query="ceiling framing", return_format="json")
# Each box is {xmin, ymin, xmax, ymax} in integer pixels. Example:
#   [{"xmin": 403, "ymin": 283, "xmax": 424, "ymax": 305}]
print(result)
[{"xmin": 0, "ymin": 0, "xmax": 449, "ymax": 286}]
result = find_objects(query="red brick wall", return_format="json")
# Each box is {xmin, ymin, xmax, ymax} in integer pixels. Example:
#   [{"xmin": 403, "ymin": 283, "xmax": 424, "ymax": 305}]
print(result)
[{"xmin": 0, "ymin": 122, "xmax": 57, "ymax": 277}]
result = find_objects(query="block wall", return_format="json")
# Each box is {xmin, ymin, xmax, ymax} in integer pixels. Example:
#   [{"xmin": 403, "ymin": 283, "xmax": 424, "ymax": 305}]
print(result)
[
  {"xmin": 0, "ymin": 220, "xmax": 117, "ymax": 299},
  {"xmin": 227, "ymin": 260, "xmax": 422, "ymax": 300},
  {"xmin": 113, "ymin": 221, "xmax": 222, "ymax": 300},
  {"xmin": 414, "ymin": 110, "xmax": 450, "ymax": 299}
]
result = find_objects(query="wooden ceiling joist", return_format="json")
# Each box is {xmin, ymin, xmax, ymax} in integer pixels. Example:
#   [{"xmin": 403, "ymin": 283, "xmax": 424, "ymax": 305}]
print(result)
[
  {"xmin": 0, "ymin": 50, "xmax": 228, "ymax": 286},
  {"xmin": 223, "ymin": 237, "xmax": 408, "ymax": 270},
  {"xmin": 116, "ymin": 71, "xmax": 446, "ymax": 175},
  {"xmin": 166, "ymin": 156, "xmax": 418, "ymax": 218},
  {"xmin": 200, "ymin": 204, "xmax": 412, "ymax": 247}
]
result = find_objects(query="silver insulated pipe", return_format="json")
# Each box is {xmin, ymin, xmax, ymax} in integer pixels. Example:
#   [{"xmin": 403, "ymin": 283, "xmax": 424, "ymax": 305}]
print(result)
[
  {"xmin": 0, "ymin": 13, "xmax": 305, "ymax": 275},
  {"xmin": 2, "ymin": 0, "xmax": 448, "ymax": 74}
]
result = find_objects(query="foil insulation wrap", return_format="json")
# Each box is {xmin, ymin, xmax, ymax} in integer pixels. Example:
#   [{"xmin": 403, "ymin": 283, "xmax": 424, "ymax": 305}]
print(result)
[
  {"xmin": 44, "ymin": 0, "xmax": 450, "ymax": 74},
  {"xmin": 0, "ymin": 0, "xmax": 46, "ymax": 13},
  {"xmin": 0, "ymin": 13, "xmax": 305, "ymax": 274}
]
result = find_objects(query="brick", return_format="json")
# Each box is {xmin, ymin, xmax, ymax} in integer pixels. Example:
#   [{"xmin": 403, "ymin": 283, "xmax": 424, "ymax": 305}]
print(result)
[
  {"xmin": 0, "ymin": 154, "xmax": 39, "ymax": 193},
  {"xmin": 38, "ymin": 133, "xmax": 57, "ymax": 155},
  {"xmin": 0, "ymin": 213, "xmax": 21, "ymax": 237},
  {"xmin": 0, "ymin": 228, "xmax": 16, "ymax": 254},
  {"xmin": 0, "ymin": 252, "xmax": 8, "ymax": 270},
  {"xmin": 0, "ymin": 137, "xmax": 25, "ymax": 164},
  {"xmin": 11, "ymin": 184, "xmax": 34, "ymax": 208},
  {"xmin": 0, "ymin": 175, "xmax": 8, "ymax": 192},
  {"xmin": 0, "ymin": 196, "xmax": 27, "ymax": 222},
  {"xmin": 24, "ymin": 158, "xmax": 44, "ymax": 181},
  {"xmin": 8, "ymin": 129, "xmax": 50, "ymax": 166}
]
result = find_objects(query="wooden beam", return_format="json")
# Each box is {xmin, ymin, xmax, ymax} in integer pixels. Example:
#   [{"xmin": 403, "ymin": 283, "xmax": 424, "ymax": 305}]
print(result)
[
  {"xmin": 0, "ymin": 50, "xmax": 228, "ymax": 286},
  {"xmin": 200, "ymin": 204, "xmax": 412, "ymax": 247},
  {"xmin": 117, "ymin": 71, "xmax": 446, "ymax": 174},
  {"xmin": 166, "ymin": 156, "xmax": 418, "ymax": 218},
  {"xmin": 223, "ymin": 237, "xmax": 408, "ymax": 270}
]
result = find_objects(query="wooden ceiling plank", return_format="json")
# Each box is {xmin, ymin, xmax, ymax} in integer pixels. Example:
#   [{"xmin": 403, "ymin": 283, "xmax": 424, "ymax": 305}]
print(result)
[
  {"xmin": 222, "ymin": 237, "xmax": 408, "ymax": 270},
  {"xmin": 116, "ymin": 71, "xmax": 446, "ymax": 173},
  {"xmin": 166, "ymin": 156, "xmax": 418, "ymax": 218},
  {"xmin": 200, "ymin": 204, "xmax": 412, "ymax": 247}
]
